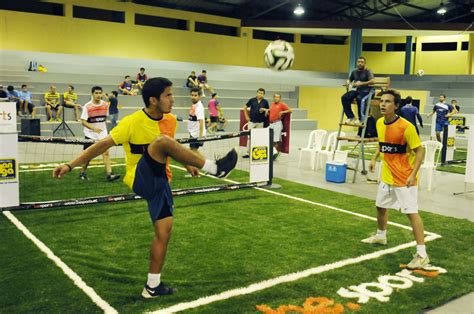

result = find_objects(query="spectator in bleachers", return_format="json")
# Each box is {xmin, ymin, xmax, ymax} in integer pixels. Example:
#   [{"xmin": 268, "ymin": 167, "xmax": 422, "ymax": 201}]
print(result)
[
  {"xmin": 451, "ymin": 99, "xmax": 460, "ymax": 112},
  {"xmin": 135, "ymin": 67, "xmax": 148, "ymax": 90},
  {"xmin": 242, "ymin": 88, "xmax": 269, "ymax": 158},
  {"xmin": 207, "ymin": 93, "xmax": 220, "ymax": 134},
  {"xmin": 105, "ymin": 91, "xmax": 119, "ymax": 130},
  {"xmin": 0, "ymin": 85, "xmax": 7, "ymax": 98},
  {"xmin": 44, "ymin": 85, "xmax": 62, "ymax": 122},
  {"xmin": 18, "ymin": 84, "xmax": 37, "ymax": 118},
  {"xmin": 63, "ymin": 85, "xmax": 82, "ymax": 121},
  {"xmin": 427, "ymin": 94, "xmax": 458, "ymax": 142},
  {"xmin": 266, "ymin": 93, "xmax": 292, "ymax": 160},
  {"xmin": 186, "ymin": 71, "xmax": 199, "ymax": 89},
  {"xmin": 400, "ymin": 96, "xmax": 423, "ymax": 134},
  {"xmin": 341, "ymin": 56, "xmax": 375, "ymax": 124},
  {"xmin": 6, "ymin": 85, "xmax": 20, "ymax": 107},
  {"xmin": 119, "ymin": 75, "xmax": 138, "ymax": 95},
  {"xmin": 197, "ymin": 70, "xmax": 214, "ymax": 97}
]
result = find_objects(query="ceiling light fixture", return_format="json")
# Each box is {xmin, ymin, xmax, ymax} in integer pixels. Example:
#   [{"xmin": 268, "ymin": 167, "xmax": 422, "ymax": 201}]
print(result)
[
  {"xmin": 294, "ymin": 4, "xmax": 305, "ymax": 15},
  {"xmin": 437, "ymin": 2, "xmax": 447, "ymax": 15}
]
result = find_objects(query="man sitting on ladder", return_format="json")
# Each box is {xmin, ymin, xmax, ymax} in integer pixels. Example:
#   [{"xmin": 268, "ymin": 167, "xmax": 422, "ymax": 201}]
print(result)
[{"xmin": 341, "ymin": 56, "xmax": 375, "ymax": 124}]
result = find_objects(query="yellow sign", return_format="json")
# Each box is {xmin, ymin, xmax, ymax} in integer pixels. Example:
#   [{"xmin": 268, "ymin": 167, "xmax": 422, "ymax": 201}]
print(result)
[
  {"xmin": 0, "ymin": 159, "xmax": 16, "ymax": 180},
  {"xmin": 251, "ymin": 146, "xmax": 268, "ymax": 162},
  {"xmin": 447, "ymin": 137, "xmax": 455, "ymax": 147}
]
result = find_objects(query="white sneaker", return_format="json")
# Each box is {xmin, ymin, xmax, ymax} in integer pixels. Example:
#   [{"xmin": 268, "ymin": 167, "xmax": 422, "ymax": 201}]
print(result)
[
  {"xmin": 361, "ymin": 233, "xmax": 387, "ymax": 245},
  {"xmin": 407, "ymin": 253, "xmax": 430, "ymax": 270},
  {"xmin": 345, "ymin": 118, "xmax": 355, "ymax": 124},
  {"xmin": 354, "ymin": 119, "xmax": 361, "ymax": 124}
]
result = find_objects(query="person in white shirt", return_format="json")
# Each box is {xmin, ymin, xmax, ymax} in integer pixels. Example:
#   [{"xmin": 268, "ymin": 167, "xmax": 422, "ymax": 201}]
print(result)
[
  {"xmin": 79, "ymin": 86, "xmax": 120, "ymax": 182},
  {"xmin": 187, "ymin": 87, "xmax": 206, "ymax": 151}
]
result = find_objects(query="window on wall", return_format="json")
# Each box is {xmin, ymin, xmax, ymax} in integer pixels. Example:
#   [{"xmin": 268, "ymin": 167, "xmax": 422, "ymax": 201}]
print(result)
[
  {"xmin": 461, "ymin": 41, "xmax": 469, "ymax": 51},
  {"xmin": 301, "ymin": 35, "xmax": 347, "ymax": 45},
  {"xmin": 195, "ymin": 22, "xmax": 238, "ymax": 37},
  {"xmin": 386, "ymin": 43, "xmax": 406, "ymax": 52},
  {"xmin": 135, "ymin": 14, "xmax": 187, "ymax": 30},
  {"xmin": 253, "ymin": 30, "xmax": 294, "ymax": 42},
  {"xmin": 73, "ymin": 6, "xmax": 125, "ymax": 23},
  {"xmin": 421, "ymin": 42, "xmax": 457, "ymax": 51},
  {"xmin": 412, "ymin": 43, "xmax": 417, "ymax": 51},
  {"xmin": 362, "ymin": 43, "xmax": 383, "ymax": 51},
  {"xmin": 0, "ymin": 1, "xmax": 63, "ymax": 16}
]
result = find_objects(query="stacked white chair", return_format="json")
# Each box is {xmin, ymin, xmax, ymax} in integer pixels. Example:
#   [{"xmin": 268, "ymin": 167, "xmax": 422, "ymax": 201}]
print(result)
[
  {"xmin": 420, "ymin": 140, "xmax": 443, "ymax": 191},
  {"xmin": 316, "ymin": 131, "xmax": 346, "ymax": 170},
  {"xmin": 298, "ymin": 129, "xmax": 327, "ymax": 170}
]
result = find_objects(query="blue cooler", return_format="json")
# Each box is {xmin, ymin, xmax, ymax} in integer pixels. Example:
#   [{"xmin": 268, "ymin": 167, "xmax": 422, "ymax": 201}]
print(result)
[{"xmin": 325, "ymin": 161, "xmax": 347, "ymax": 183}]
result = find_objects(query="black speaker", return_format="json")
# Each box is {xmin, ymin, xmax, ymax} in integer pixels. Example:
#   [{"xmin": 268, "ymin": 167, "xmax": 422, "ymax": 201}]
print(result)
[{"xmin": 21, "ymin": 118, "xmax": 41, "ymax": 136}]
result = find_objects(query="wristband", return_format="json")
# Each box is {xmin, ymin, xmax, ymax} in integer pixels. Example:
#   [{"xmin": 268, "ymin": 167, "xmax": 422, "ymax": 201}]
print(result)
[{"xmin": 65, "ymin": 163, "xmax": 72, "ymax": 172}]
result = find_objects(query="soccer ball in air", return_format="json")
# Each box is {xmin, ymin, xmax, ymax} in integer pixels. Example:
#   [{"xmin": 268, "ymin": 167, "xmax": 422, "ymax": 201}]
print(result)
[
  {"xmin": 264, "ymin": 40, "xmax": 295, "ymax": 71},
  {"xmin": 416, "ymin": 69, "xmax": 425, "ymax": 76}
]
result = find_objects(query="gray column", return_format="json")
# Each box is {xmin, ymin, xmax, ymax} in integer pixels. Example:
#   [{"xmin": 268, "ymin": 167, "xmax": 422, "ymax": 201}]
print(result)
[
  {"xmin": 404, "ymin": 36, "xmax": 413, "ymax": 75},
  {"xmin": 348, "ymin": 28, "xmax": 362, "ymax": 73}
]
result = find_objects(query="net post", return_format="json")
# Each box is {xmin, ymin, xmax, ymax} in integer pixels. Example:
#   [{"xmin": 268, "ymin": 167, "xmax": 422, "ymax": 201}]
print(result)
[{"xmin": 441, "ymin": 124, "xmax": 448, "ymax": 165}]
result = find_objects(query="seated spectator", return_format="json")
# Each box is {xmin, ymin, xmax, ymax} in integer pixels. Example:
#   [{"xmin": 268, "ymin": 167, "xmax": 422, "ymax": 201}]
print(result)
[
  {"xmin": 119, "ymin": 75, "xmax": 138, "ymax": 95},
  {"xmin": 0, "ymin": 85, "xmax": 7, "ymax": 98},
  {"xmin": 6, "ymin": 85, "xmax": 21, "ymax": 114},
  {"xmin": 18, "ymin": 84, "xmax": 37, "ymax": 118},
  {"xmin": 135, "ymin": 67, "xmax": 148, "ymax": 90},
  {"xmin": 186, "ymin": 71, "xmax": 199, "ymax": 89},
  {"xmin": 44, "ymin": 85, "xmax": 62, "ymax": 122},
  {"xmin": 63, "ymin": 85, "xmax": 82, "ymax": 121},
  {"xmin": 451, "ymin": 99, "xmax": 460, "ymax": 112},
  {"xmin": 104, "ymin": 91, "xmax": 119, "ymax": 130},
  {"xmin": 197, "ymin": 70, "xmax": 214, "ymax": 97}
]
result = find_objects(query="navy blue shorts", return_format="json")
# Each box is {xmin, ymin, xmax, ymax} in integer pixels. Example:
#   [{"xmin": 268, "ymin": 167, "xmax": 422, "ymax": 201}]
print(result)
[
  {"xmin": 132, "ymin": 150, "xmax": 174, "ymax": 223},
  {"xmin": 435, "ymin": 120, "xmax": 448, "ymax": 132}
]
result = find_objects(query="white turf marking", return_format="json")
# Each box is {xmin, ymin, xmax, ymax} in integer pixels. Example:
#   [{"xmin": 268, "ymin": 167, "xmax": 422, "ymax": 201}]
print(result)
[
  {"xmin": 152, "ymin": 234, "xmax": 441, "ymax": 314},
  {"xmin": 169, "ymin": 165, "xmax": 440, "ymax": 237},
  {"xmin": 3, "ymin": 211, "xmax": 118, "ymax": 314}
]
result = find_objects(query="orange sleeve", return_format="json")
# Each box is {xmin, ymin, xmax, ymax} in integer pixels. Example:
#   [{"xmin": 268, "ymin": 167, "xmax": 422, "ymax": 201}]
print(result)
[{"xmin": 159, "ymin": 114, "xmax": 178, "ymax": 182}]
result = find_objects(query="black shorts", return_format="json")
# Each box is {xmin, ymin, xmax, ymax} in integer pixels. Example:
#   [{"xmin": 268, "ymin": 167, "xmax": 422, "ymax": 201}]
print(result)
[
  {"xmin": 63, "ymin": 102, "xmax": 77, "ymax": 108},
  {"xmin": 83, "ymin": 136, "xmax": 95, "ymax": 150},
  {"xmin": 210, "ymin": 116, "xmax": 218, "ymax": 123},
  {"xmin": 190, "ymin": 141, "xmax": 203, "ymax": 149},
  {"xmin": 132, "ymin": 149, "xmax": 174, "ymax": 222}
]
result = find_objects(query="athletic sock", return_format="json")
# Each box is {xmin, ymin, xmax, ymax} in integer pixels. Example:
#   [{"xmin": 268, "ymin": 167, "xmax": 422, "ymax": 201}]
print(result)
[
  {"xmin": 147, "ymin": 273, "xmax": 161, "ymax": 288},
  {"xmin": 416, "ymin": 245, "xmax": 427, "ymax": 258},
  {"xmin": 376, "ymin": 229, "xmax": 386, "ymax": 237},
  {"xmin": 202, "ymin": 160, "xmax": 217, "ymax": 174}
]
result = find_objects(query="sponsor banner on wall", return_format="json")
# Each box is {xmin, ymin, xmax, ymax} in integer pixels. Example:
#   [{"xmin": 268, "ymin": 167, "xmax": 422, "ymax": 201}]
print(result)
[{"xmin": 0, "ymin": 102, "xmax": 19, "ymax": 207}]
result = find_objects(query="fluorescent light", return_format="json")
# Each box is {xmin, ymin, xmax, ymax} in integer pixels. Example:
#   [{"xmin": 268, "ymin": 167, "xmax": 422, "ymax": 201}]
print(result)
[
  {"xmin": 437, "ymin": 2, "xmax": 447, "ymax": 15},
  {"xmin": 294, "ymin": 4, "xmax": 305, "ymax": 15}
]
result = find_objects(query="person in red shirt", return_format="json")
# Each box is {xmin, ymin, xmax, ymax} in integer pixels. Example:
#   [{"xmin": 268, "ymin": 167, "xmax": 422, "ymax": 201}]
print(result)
[{"xmin": 266, "ymin": 93, "xmax": 292, "ymax": 159}]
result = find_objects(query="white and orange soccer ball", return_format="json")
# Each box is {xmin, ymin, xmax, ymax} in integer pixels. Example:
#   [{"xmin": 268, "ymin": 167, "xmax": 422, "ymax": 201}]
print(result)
[{"xmin": 264, "ymin": 40, "xmax": 295, "ymax": 71}]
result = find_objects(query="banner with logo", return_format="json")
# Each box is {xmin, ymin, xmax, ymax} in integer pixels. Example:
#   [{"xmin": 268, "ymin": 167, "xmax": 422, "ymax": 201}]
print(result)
[
  {"xmin": 0, "ymin": 102, "xmax": 19, "ymax": 207},
  {"xmin": 249, "ymin": 128, "xmax": 270, "ymax": 183}
]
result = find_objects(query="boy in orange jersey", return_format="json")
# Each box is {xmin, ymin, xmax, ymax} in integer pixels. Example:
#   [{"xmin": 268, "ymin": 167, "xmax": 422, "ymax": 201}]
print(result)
[{"xmin": 363, "ymin": 89, "xmax": 429, "ymax": 269}]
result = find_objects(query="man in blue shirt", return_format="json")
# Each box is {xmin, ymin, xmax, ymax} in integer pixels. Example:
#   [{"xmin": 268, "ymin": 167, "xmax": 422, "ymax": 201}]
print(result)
[
  {"xmin": 400, "ymin": 96, "xmax": 423, "ymax": 134},
  {"xmin": 427, "ymin": 94, "xmax": 457, "ymax": 142},
  {"xmin": 17, "ymin": 84, "xmax": 36, "ymax": 118}
]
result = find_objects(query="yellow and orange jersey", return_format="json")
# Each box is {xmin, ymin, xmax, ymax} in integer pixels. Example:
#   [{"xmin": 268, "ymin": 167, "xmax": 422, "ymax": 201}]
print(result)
[{"xmin": 376, "ymin": 116, "xmax": 421, "ymax": 186}]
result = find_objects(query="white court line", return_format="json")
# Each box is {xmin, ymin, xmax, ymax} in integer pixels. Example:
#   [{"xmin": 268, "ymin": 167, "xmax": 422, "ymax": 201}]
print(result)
[
  {"xmin": 152, "ymin": 234, "xmax": 441, "ymax": 314},
  {"xmin": 3, "ymin": 211, "xmax": 118, "ymax": 314},
  {"xmin": 170, "ymin": 165, "xmax": 440, "ymax": 237},
  {"xmin": 20, "ymin": 163, "xmax": 126, "ymax": 173}
]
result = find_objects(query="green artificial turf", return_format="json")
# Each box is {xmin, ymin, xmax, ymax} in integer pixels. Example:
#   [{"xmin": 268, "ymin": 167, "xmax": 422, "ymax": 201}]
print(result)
[{"xmin": 2, "ymin": 167, "xmax": 473, "ymax": 313}]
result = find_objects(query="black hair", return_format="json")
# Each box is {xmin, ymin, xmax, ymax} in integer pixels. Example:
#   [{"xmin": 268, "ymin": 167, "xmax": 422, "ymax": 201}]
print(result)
[
  {"xmin": 405, "ymin": 96, "xmax": 412, "ymax": 104},
  {"xmin": 440, "ymin": 94, "xmax": 446, "ymax": 98},
  {"xmin": 21, "ymin": 84, "xmax": 27, "ymax": 88},
  {"xmin": 202, "ymin": 70, "xmax": 207, "ymax": 73},
  {"xmin": 211, "ymin": 93, "xmax": 217, "ymax": 98},
  {"xmin": 112, "ymin": 91, "xmax": 118, "ymax": 97},
  {"xmin": 257, "ymin": 88, "xmax": 266, "ymax": 94},
  {"xmin": 7, "ymin": 85, "xmax": 14, "ymax": 91},
  {"xmin": 451, "ymin": 99, "xmax": 457, "ymax": 103},
  {"xmin": 125, "ymin": 75, "xmax": 130, "ymax": 79},
  {"xmin": 68, "ymin": 85, "xmax": 74, "ymax": 90},
  {"xmin": 140, "ymin": 67, "xmax": 145, "ymax": 71},
  {"xmin": 91, "ymin": 86, "xmax": 103, "ymax": 93},
  {"xmin": 382, "ymin": 89, "xmax": 401, "ymax": 107},
  {"xmin": 357, "ymin": 56, "xmax": 366, "ymax": 61},
  {"xmin": 142, "ymin": 77, "xmax": 173, "ymax": 108},
  {"xmin": 190, "ymin": 87, "xmax": 201, "ymax": 95}
]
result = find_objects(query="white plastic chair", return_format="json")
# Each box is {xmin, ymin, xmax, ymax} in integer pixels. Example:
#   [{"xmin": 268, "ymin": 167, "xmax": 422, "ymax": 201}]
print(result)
[
  {"xmin": 420, "ymin": 140, "xmax": 443, "ymax": 191},
  {"xmin": 316, "ymin": 131, "xmax": 346, "ymax": 170},
  {"xmin": 298, "ymin": 129, "xmax": 327, "ymax": 170}
]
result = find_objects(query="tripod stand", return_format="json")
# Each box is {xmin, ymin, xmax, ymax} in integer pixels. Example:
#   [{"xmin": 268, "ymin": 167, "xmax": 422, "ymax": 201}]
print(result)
[{"xmin": 53, "ymin": 108, "xmax": 75, "ymax": 137}]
